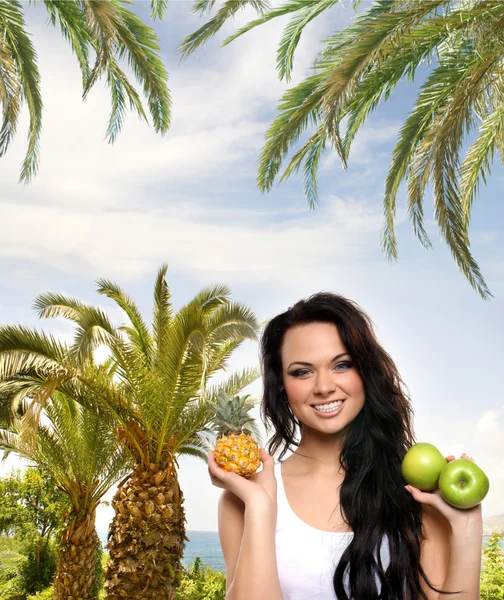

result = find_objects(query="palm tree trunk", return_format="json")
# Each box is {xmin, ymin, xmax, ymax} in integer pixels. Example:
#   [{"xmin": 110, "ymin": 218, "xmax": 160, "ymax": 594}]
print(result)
[
  {"xmin": 53, "ymin": 510, "xmax": 99, "ymax": 600},
  {"xmin": 104, "ymin": 463, "xmax": 187, "ymax": 599}
]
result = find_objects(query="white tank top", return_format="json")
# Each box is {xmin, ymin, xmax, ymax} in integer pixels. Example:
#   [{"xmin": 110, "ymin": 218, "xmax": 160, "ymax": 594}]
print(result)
[{"xmin": 274, "ymin": 461, "xmax": 390, "ymax": 600}]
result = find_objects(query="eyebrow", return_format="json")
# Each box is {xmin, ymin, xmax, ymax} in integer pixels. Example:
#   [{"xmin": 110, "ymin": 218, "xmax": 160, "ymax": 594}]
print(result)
[{"xmin": 287, "ymin": 353, "xmax": 351, "ymax": 370}]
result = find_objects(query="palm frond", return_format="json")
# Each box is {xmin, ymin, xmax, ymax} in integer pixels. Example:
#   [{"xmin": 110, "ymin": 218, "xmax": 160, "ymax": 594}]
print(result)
[
  {"xmin": 258, "ymin": 72, "xmax": 326, "ymax": 192},
  {"xmin": 153, "ymin": 264, "xmax": 173, "ymax": 360},
  {"xmin": 205, "ymin": 338, "xmax": 243, "ymax": 373},
  {"xmin": 0, "ymin": 425, "xmax": 23, "ymax": 461},
  {"xmin": 184, "ymin": 283, "xmax": 231, "ymax": 315},
  {"xmin": 0, "ymin": 326, "xmax": 71, "ymax": 380},
  {"xmin": 33, "ymin": 292, "xmax": 88, "ymax": 321},
  {"xmin": 155, "ymin": 308, "xmax": 206, "ymax": 458},
  {"xmin": 206, "ymin": 302, "xmax": 259, "ymax": 340},
  {"xmin": 104, "ymin": 58, "xmax": 148, "ymax": 143},
  {"xmin": 192, "ymin": 0, "xmax": 218, "ymax": 14},
  {"xmin": 42, "ymin": 0, "xmax": 92, "ymax": 87},
  {"xmin": 96, "ymin": 278, "xmax": 153, "ymax": 363},
  {"xmin": 341, "ymin": 3, "xmax": 500, "ymax": 156},
  {"xmin": 3, "ymin": 266, "xmax": 259, "ymax": 475},
  {"xmin": 1, "ymin": 388, "xmax": 129, "ymax": 513},
  {"xmin": 220, "ymin": 0, "xmax": 337, "ymax": 48},
  {"xmin": 113, "ymin": 3, "xmax": 171, "ymax": 135},
  {"xmin": 150, "ymin": 0, "xmax": 168, "ymax": 21},
  {"xmin": 176, "ymin": 428, "xmax": 216, "ymax": 462},
  {"xmin": 0, "ymin": 378, "xmax": 47, "ymax": 425},
  {"xmin": 179, "ymin": 0, "xmax": 270, "ymax": 60},
  {"xmin": 0, "ymin": 37, "xmax": 22, "ymax": 158},
  {"xmin": 203, "ymin": 366, "xmax": 261, "ymax": 406},
  {"xmin": 0, "ymin": 0, "xmax": 42, "ymax": 182},
  {"xmin": 388, "ymin": 33, "xmax": 499, "ymax": 300},
  {"xmin": 190, "ymin": 0, "xmax": 497, "ymax": 297},
  {"xmin": 33, "ymin": 292, "xmax": 118, "ymax": 362},
  {"xmin": 275, "ymin": 0, "xmax": 342, "ymax": 82},
  {"xmin": 176, "ymin": 445, "xmax": 208, "ymax": 462},
  {"xmin": 460, "ymin": 102, "xmax": 504, "ymax": 227}
]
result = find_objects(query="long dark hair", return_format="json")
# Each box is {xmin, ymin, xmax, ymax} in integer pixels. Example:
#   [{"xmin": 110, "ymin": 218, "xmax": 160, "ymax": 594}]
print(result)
[{"xmin": 260, "ymin": 292, "xmax": 449, "ymax": 600}]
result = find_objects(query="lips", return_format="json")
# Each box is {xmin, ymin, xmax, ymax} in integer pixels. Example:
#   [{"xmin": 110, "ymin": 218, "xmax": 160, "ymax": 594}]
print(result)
[
  {"xmin": 310, "ymin": 399, "xmax": 345, "ymax": 406},
  {"xmin": 311, "ymin": 402, "xmax": 344, "ymax": 418}
]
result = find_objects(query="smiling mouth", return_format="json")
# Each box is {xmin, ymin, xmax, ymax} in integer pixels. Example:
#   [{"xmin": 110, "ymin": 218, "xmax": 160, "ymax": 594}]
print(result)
[{"xmin": 311, "ymin": 399, "xmax": 344, "ymax": 412}]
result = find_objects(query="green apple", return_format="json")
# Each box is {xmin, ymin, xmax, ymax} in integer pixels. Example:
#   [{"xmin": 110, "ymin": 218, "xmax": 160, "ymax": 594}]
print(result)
[
  {"xmin": 438, "ymin": 458, "xmax": 490, "ymax": 509},
  {"xmin": 401, "ymin": 442, "xmax": 447, "ymax": 491}
]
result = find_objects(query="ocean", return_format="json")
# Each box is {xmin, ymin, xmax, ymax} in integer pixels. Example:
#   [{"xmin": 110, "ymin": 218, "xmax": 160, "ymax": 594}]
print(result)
[
  {"xmin": 99, "ymin": 531, "xmax": 503, "ymax": 575},
  {"xmin": 183, "ymin": 531, "xmax": 224, "ymax": 572},
  {"xmin": 180, "ymin": 532, "xmax": 504, "ymax": 574}
]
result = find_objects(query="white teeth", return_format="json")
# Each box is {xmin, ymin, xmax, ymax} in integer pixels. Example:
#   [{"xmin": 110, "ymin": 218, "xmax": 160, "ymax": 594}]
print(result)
[{"xmin": 313, "ymin": 400, "xmax": 342, "ymax": 412}]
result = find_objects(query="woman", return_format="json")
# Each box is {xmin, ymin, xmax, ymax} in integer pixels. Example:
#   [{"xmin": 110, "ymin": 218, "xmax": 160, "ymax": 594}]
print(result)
[{"xmin": 207, "ymin": 293, "xmax": 483, "ymax": 599}]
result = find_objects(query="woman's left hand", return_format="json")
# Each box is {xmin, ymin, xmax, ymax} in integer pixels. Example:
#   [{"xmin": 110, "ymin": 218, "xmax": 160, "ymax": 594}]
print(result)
[{"xmin": 404, "ymin": 453, "xmax": 483, "ymax": 528}]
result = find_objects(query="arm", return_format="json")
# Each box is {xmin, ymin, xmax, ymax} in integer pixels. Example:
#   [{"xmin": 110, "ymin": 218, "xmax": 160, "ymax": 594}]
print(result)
[
  {"xmin": 220, "ymin": 492, "xmax": 283, "ymax": 600},
  {"xmin": 443, "ymin": 514, "xmax": 482, "ymax": 598},
  {"xmin": 407, "ymin": 454, "xmax": 483, "ymax": 600},
  {"xmin": 419, "ymin": 503, "xmax": 482, "ymax": 600},
  {"xmin": 208, "ymin": 449, "xmax": 283, "ymax": 600}
]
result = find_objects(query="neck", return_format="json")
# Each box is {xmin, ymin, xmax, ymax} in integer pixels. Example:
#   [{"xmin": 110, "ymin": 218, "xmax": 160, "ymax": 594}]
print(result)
[{"xmin": 289, "ymin": 427, "xmax": 346, "ymax": 474}]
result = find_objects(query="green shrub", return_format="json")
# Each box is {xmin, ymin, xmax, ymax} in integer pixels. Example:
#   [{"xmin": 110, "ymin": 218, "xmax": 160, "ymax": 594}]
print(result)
[
  {"xmin": 26, "ymin": 587, "xmax": 54, "ymax": 600},
  {"xmin": 0, "ymin": 544, "xmax": 28, "ymax": 600},
  {"xmin": 18, "ymin": 544, "xmax": 57, "ymax": 594},
  {"xmin": 175, "ymin": 557, "xmax": 226, "ymax": 600},
  {"xmin": 481, "ymin": 531, "xmax": 504, "ymax": 600}
]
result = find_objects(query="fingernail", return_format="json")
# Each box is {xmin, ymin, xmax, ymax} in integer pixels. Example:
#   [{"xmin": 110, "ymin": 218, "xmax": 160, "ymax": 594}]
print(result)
[{"xmin": 404, "ymin": 485, "xmax": 412, "ymax": 493}]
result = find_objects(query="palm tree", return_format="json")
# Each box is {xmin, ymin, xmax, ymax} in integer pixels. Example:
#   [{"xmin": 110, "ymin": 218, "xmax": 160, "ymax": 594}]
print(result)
[
  {"xmin": 0, "ymin": 384, "xmax": 130, "ymax": 600},
  {"xmin": 0, "ymin": 0, "xmax": 170, "ymax": 182},
  {"xmin": 0, "ymin": 264, "xmax": 260, "ymax": 599},
  {"xmin": 181, "ymin": 0, "xmax": 503, "ymax": 300}
]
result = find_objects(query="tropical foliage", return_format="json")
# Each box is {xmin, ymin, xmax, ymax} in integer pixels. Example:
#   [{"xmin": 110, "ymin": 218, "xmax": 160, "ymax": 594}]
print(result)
[
  {"xmin": 175, "ymin": 557, "xmax": 226, "ymax": 600},
  {"xmin": 0, "ymin": 388, "xmax": 129, "ymax": 600},
  {"xmin": 0, "ymin": 0, "xmax": 170, "ymax": 182},
  {"xmin": 0, "ymin": 469, "xmax": 67, "ymax": 597},
  {"xmin": 182, "ymin": 0, "xmax": 504, "ymax": 299},
  {"xmin": 0, "ymin": 264, "xmax": 260, "ymax": 599},
  {"xmin": 481, "ymin": 531, "xmax": 504, "ymax": 600}
]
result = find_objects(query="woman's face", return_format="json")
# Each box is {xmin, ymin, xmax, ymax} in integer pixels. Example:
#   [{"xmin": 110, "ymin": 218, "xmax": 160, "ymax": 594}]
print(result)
[{"xmin": 280, "ymin": 321, "xmax": 365, "ymax": 436}]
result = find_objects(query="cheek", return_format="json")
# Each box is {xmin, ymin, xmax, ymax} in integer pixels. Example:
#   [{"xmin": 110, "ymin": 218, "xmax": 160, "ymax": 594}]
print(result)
[
  {"xmin": 346, "ymin": 372, "xmax": 366, "ymax": 398},
  {"xmin": 355, "ymin": 374, "xmax": 365, "ymax": 392},
  {"xmin": 284, "ymin": 378, "xmax": 310, "ymax": 400}
]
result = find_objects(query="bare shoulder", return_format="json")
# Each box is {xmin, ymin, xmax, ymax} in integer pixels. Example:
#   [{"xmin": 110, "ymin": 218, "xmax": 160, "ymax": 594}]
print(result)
[
  {"xmin": 419, "ymin": 505, "xmax": 451, "ymax": 599},
  {"xmin": 218, "ymin": 490, "xmax": 245, "ymax": 591}
]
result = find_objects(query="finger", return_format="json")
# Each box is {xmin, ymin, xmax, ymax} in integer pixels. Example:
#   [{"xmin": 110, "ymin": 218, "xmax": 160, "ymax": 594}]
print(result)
[
  {"xmin": 259, "ymin": 448, "xmax": 275, "ymax": 470},
  {"xmin": 404, "ymin": 485, "xmax": 440, "ymax": 508},
  {"xmin": 445, "ymin": 455, "xmax": 456, "ymax": 462},
  {"xmin": 207, "ymin": 451, "xmax": 228, "ymax": 480},
  {"xmin": 207, "ymin": 451, "xmax": 242, "ymax": 490}
]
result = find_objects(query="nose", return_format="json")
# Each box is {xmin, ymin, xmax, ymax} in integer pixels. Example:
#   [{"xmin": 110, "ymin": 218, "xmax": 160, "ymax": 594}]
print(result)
[{"xmin": 313, "ymin": 371, "xmax": 336, "ymax": 396}]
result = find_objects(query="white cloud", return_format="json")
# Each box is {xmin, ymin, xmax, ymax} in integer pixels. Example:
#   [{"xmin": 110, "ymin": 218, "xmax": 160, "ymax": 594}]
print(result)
[
  {"xmin": 475, "ymin": 410, "xmax": 504, "ymax": 445},
  {"xmin": 0, "ymin": 195, "xmax": 383, "ymax": 284},
  {"xmin": 2, "ymin": 1, "xmax": 339, "ymax": 193}
]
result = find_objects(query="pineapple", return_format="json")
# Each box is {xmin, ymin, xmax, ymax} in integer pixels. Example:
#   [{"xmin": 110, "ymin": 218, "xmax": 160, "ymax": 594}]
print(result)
[{"xmin": 210, "ymin": 391, "xmax": 261, "ymax": 478}]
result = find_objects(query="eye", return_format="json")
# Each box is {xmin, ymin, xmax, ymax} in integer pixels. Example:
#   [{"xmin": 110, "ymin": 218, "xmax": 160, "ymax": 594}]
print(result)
[
  {"xmin": 287, "ymin": 368, "xmax": 311, "ymax": 377},
  {"xmin": 333, "ymin": 361, "xmax": 353, "ymax": 372}
]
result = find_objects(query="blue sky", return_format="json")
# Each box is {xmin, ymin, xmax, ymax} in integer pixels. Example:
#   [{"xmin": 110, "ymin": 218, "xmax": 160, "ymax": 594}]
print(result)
[{"xmin": 1, "ymin": 1, "xmax": 503, "ymax": 534}]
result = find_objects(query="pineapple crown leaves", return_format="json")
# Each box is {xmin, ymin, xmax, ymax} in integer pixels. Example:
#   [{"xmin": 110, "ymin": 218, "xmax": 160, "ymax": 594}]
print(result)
[{"xmin": 209, "ymin": 390, "xmax": 258, "ymax": 438}]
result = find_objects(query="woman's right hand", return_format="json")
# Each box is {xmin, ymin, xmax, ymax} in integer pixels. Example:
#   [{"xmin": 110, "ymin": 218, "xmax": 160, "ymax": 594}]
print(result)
[{"xmin": 207, "ymin": 447, "xmax": 277, "ymax": 512}]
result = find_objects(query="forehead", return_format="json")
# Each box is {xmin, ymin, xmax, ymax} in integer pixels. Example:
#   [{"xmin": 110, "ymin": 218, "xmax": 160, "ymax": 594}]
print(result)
[{"xmin": 281, "ymin": 322, "xmax": 347, "ymax": 361}]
